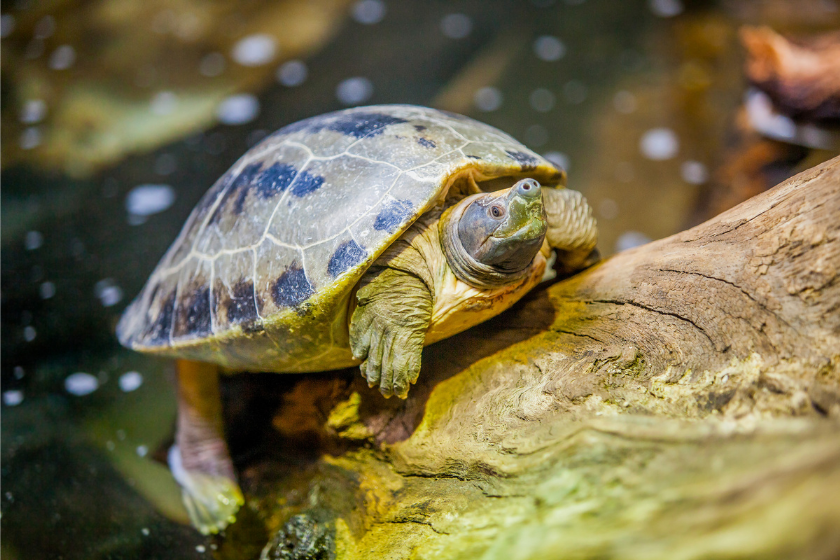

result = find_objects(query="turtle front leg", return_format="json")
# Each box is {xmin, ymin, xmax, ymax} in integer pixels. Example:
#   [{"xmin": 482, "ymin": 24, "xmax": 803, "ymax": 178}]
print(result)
[
  {"xmin": 349, "ymin": 268, "xmax": 433, "ymax": 399},
  {"xmin": 171, "ymin": 360, "xmax": 244, "ymax": 534}
]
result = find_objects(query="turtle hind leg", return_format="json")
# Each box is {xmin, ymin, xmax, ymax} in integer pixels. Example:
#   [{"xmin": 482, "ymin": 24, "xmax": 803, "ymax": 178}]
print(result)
[{"xmin": 172, "ymin": 359, "xmax": 244, "ymax": 535}]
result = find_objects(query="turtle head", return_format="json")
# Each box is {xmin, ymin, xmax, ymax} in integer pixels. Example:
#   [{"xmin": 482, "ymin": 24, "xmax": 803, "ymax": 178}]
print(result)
[{"xmin": 442, "ymin": 178, "xmax": 547, "ymax": 289}]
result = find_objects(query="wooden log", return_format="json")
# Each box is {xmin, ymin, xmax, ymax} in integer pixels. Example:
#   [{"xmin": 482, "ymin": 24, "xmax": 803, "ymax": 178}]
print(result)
[{"xmin": 222, "ymin": 157, "xmax": 840, "ymax": 560}]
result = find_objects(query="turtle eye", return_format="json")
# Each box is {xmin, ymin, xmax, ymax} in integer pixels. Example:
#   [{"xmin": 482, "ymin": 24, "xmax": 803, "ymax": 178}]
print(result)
[{"xmin": 489, "ymin": 205, "xmax": 505, "ymax": 219}]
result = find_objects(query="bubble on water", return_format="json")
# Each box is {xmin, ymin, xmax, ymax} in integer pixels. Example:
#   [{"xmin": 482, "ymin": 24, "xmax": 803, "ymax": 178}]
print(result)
[
  {"xmin": 1, "ymin": 14, "xmax": 15, "ymax": 38},
  {"xmin": 126, "ymin": 184, "xmax": 175, "ymax": 217},
  {"xmin": 49, "ymin": 45, "xmax": 76, "ymax": 70},
  {"xmin": 616, "ymin": 231, "xmax": 652, "ymax": 252},
  {"xmin": 40, "ymin": 281, "xmax": 56, "ymax": 299},
  {"xmin": 525, "ymin": 124, "xmax": 548, "ymax": 147},
  {"xmin": 441, "ymin": 13, "xmax": 472, "ymax": 39},
  {"xmin": 352, "ymin": 0, "xmax": 386, "ymax": 24},
  {"xmin": 336, "ymin": 77, "xmax": 373, "ymax": 105},
  {"xmin": 137, "ymin": 446, "xmax": 149, "ymax": 458},
  {"xmin": 529, "ymin": 88, "xmax": 555, "ymax": 112},
  {"xmin": 95, "ymin": 279, "xmax": 124, "ymax": 307},
  {"xmin": 154, "ymin": 153, "xmax": 177, "ymax": 176},
  {"xmin": 23, "ymin": 326, "xmax": 36, "ymax": 342},
  {"xmin": 276, "ymin": 60, "xmax": 308, "ymax": 87},
  {"xmin": 649, "ymin": 0, "xmax": 683, "ymax": 17},
  {"xmin": 640, "ymin": 128, "xmax": 679, "ymax": 160},
  {"xmin": 20, "ymin": 127, "xmax": 41, "ymax": 150},
  {"xmin": 563, "ymin": 80, "xmax": 587, "ymax": 104},
  {"xmin": 474, "ymin": 87, "xmax": 503, "ymax": 112},
  {"xmin": 231, "ymin": 34, "xmax": 276, "ymax": 66},
  {"xmin": 199, "ymin": 52, "xmax": 225, "ymax": 77},
  {"xmin": 613, "ymin": 90, "xmax": 637, "ymax": 114},
  {"xmin": 34, "ymin": 15, "xmax": 55, "ymax": 39},
  {"xmin": 196, "ymin": 545, "xmax": 206, "ymax": 553},
  {"xmin": 681, "ymin": 160, "xmax": 708, "ymax": 184},
  {"xmin": 65, "ymin": 372, "xmax": 99, "ymax": 396},
  {"xmin": 20, "ymin": 99, "xmax": 47, "ymax": 124},
  {"xmin": 119, "ymin": 371, "xmax": 144, "ymax": 392},
  {"xmin": 599, "ymin": 199, "xmax": 619, "ymax": 220},
  {"xmin": 14, "ymin": 366, "xmax": 25, "ymax": 379},
  {"xmin": 533, "ymin": 35, "xmax": 566, "ymax": 61},
  {"xmin": 543, "ymin": 151, "xmax": 569, "ymax": 171},
  {"xmin": 217, "ymin": 94, "xmax": 260, "ymax": 125},
  {"xmin": 3, "ymin": 390, "xmax": 24, "ymax": 406},
  {"xmin": 150, "ymin": 91, "xmax": 177, "ymax": 115},
  {"xmin": 25, "ymin": 231, "xmax": 43, "ymax": 250}
]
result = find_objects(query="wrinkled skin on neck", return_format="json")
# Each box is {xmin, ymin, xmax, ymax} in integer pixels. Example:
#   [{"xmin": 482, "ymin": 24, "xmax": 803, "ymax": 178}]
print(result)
[{"xmin": 443, "ymin": 178, "xmax": 548, "ymax": 288}]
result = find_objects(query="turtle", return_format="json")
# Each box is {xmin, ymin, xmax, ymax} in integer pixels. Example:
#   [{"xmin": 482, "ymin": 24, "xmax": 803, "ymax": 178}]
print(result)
[{"xmin": 117, "ymin": 104, "xmax": 598, "ymax": 534}]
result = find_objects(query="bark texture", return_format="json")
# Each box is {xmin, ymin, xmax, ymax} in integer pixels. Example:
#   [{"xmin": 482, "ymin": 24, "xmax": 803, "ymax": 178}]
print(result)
[{"xmin": 223, "ymin": 157, "xmax": 840, "ymax": 560}]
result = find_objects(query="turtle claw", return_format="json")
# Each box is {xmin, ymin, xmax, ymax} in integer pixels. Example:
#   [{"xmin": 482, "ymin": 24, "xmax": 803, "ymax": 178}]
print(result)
[{"xmin": 168, "ymin": 445, "xmax": 244, "ymax": 535}]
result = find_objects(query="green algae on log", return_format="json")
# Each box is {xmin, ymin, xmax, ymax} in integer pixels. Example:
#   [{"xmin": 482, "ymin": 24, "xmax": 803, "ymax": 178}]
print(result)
[{"xmin": 221, "ymin": 157, "xmax": 840, "ymax": 560}]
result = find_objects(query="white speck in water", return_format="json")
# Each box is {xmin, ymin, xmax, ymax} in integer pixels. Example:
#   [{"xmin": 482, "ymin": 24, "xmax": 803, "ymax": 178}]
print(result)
[
  {"xmin": 473, "ymin": 86, "xmax": 503, "ymax": 112},
  {"xmin": 150, "ymin": 91, "xmax": 178, "ymax": 116},
  {"xmin": 441, "ymin": 13, "xmax": 472, "ymax": 39},
  {"xmin": 14, "ymin": 366, "xmax": 25, "ymax": 379},
  {"xmin": 563, "ymin": 80, "xmax": 587, "ymax": 104},
  {"xmin": 95, "ymin": 279, "xmax": 124, "ymax": 307},
  {"xmin": 614, "ymin": 161, "xmax": 635, "ymax": 183},
  {"xmin": 352, "ymin": 0, "xmax": 386, "ymax": 24},
  {"xmin": 106, "ymin": 441, "xmax": 115, "ymax": 451},
  {"xmin": 23, "ymin": 326, "xmax": 37, "ymax": 342},
  {"xmin": 336, "ymin": 77, "xmax": 373, "ymax": 105},
  {"xmin": 20, "ymin": 99, "xmax": 47, "ymax": 124},
  {"xmin": 543, "ymin": 151, "xmax": 569, "ymax": 171},
  {"xmin": 1, "ymin": 14, "xmax": 16, "ymax": 38},
  {"xmin": 199, "ymin": 52, "xmax": 226, "ymax": 77},
  {"xmin": 613, "ymin": 90, "xmax": 637, "ymax": 114},
  {"xmin": 65, "ymin": 372, "xmax": 100, "ymax": 396},
  {"xmin": 154, "ymin": 153, "xmax": 177, "ymax": 176},
  {"xmin": 649, "ymin": 0, "xmax": 683, "ymax": 17},
  {"xmin": 3, "ymin": 390, "xmax": 24, "ymax": 406},
  {"xmin": 216, "ymin": 94, "xmax": 260, "ymax": 125},
  {"xmin": 40, "ymin": 281, "xmax": 56, "ymax": 299},
  {"xmin": 616, "ymin": 231, "xmax": 652, "ymax": 252},
  {"xmin": 525, "ymin": 124, "xmax": 548, "ymax": 147},
  {"xmin": 126, "ymin": 184, "xmax": 175, "ymax": 216},
  {"xmin": 196, "ymin": 545, "xmax": 206, "ymax": 553},
  {"xmin": 640, "ymin": 128, "xmax": 679, "ymax": 160},
  {"xmin": 231, "ymin": 34, "xmax": 277, "ymax": 66},
  {"xmin": 599, "ymin": 199, "xmax": 619, "ymax": 220},
  {"xmin": 276, "ymin": 60, "xmax": 308, "ymax": 87},
  {"xmin": 25, "ymin": 231, "xmax": 43, "ymax": 250},
  {"xmin": 529, "ymin": 88, "xmax": 555, "ymax": 112},
  {"xmin": 533, "ymin": 35, "xmax": 566, "ymax": 61},
  {"xmin": 49, "ymin": 45, "xmax": 76, "ymax": 70},
  {"xmin": 34, "ymin": 15, "xmax": 55, "ymax": 39},
  {"xmin": 20, "ymin": 127, "xmax": 41, "ymax": 150},
  {"xmin": 745, "ymin": 88, "xmax": 796, "ymax": 141},
  {"xmin": 681, "ymin": 160, "xmax": 708, "ymax": 184},
  {"xmin": 119, "ymin": 371, "xmax": 144, "ymax": 392},
  {"xmin": 137, "ymin": 445, "xmax": 149, "ymax": 457},
  {"xmin": 141, "ymin": 527, "xmax": 150, "ymax": 536}
]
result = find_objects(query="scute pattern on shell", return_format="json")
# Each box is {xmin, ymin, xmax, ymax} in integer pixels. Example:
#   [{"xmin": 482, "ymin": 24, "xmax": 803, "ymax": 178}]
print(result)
[{"xmin": 117, "ymin": 105, "xmax": 564, "ymax": 370}]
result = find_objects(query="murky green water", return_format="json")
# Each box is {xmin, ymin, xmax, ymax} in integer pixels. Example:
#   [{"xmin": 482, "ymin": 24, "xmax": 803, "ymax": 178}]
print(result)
[{"xmin": 2, "ymin": 0, "xmax": 836, "ymax": 557}]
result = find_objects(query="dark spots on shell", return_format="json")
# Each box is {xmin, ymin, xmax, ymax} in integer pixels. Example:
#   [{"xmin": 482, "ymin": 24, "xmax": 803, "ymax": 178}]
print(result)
[
  {"xmin": 505, "ymin": 150, "xmax": 540, "ymax": 171},
  {"xmin": 145, "ymin": 290, "xmax": 176, "ymax": 344},
  {"xmin": 289, "ymin": 170, "xmax": 325, "ymax": 197},
  {"xmin": 272, "ymin": 112, "xmax": 408, "ymax": 140},
  {"xmin": 374, "ymin": 199, "xmax": 413, "ymax": 232},
  {"xmin": 209, "ymin": 162, "xmax": 264, "ymax": 222},
  {"xmin": 173, "ymin": 286, "xmax": 212, "ymax": 339},
  {"xmin": 272, "ymin": 264, "xmax": 314, "ymax": 308},
  {"xmin": 328, "ymin": 240, "xmax": 367, "ymax": 278},
  {"xmin": 417, "ymin": 137, "xmax": 436, "ymax": 149},
  {"xmin": 413, "ymin": 125, "xmax": 427, "ymax": 132},
  {"xmin": 466, "ymin": 155, "xmax": 482, "ymax": 160},
  {"xmin": 226, "ymin": 280, "xmax": 259, "ymax": 324},
  {"xmin": 254, "ymin": 163, "xmax": 298, "ymax": 198}
]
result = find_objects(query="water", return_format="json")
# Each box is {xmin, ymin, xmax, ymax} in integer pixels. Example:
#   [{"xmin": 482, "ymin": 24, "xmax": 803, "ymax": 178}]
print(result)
[{"xmin": 3, "ymin": 0, "xmax": 836, "ymax": 557}]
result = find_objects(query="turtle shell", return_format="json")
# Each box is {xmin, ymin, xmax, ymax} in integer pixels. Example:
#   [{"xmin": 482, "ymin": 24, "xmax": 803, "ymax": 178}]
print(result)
[{"xmin": 117, "ymin": 105, "xmax": 564, "ymax": 372}]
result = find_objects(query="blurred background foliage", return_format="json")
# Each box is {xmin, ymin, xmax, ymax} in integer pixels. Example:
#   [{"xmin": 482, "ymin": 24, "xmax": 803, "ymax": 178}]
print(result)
[{"xmin": 2, "ymin": 0, "xmax": 838, "ymax": 558}]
